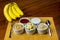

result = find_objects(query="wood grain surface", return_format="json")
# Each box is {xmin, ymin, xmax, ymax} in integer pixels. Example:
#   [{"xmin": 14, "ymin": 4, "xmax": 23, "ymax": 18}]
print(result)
[{"xmin": 0, "ymin": 0, "xmax": 60, "ymax": 40}]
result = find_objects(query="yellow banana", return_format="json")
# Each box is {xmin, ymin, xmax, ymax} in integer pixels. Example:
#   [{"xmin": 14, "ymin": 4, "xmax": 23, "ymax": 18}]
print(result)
[
  {"xmin": 13, "ymin": 2, "xmax": 24, "ymax": 16},
  {"xmin": 4, "ymin": 3, "xmax": 12, "ymax": 22},
  {"xmin": 12, "ymin": 5, "xmax": 20, "ymax": 18},
  {"xmin": 9, "ymin": 4, "xmax": 16, "ymax": 19}
]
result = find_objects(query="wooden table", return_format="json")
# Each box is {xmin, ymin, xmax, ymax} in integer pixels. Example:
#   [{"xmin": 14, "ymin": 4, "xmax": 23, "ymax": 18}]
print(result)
[{"xmin": 0, "ymin": 0, "xmax": 60, "ymax": 40}]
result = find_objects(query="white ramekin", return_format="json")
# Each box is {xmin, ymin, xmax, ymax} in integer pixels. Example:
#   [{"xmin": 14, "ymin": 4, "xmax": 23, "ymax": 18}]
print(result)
[
  {"xmin": 19, "ymin": 17, "xmax": 30, "ymax": 25},
  {"xmin": 30, "ymin": 17, "xmax": 41, "ymax": 25},
  {"xmin": 37, "ymin": 23, "xmax": 48, "ymax": 34},
  {"xmin": 13, "ymin": 23, "xmax": 24, "ymax": 34},
  {"xmin": 25, "ymin": 24, "xmax": 36, "ymax": 34}
]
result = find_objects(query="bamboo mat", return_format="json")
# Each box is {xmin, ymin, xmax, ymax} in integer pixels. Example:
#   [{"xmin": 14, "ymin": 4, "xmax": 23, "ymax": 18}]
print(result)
[{"xmin": 4, "ymin": 17, "xmax": 58, "ymax": 40}]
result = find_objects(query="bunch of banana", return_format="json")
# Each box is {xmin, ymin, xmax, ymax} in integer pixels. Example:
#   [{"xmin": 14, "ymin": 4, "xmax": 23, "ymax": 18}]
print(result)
[{"xmin": 4, "ymin": 2, "xmax": 24, "ymax": 22}]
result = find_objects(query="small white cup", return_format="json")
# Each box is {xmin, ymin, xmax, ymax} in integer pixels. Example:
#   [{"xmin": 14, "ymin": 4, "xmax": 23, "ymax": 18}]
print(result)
[
  {"xmin": 37, "ymin": 23, "xmax": 48, "ymax": 34},
  {"xmin": 13, "ymin": 23, "xmax": 24, "ymax": 34},
  {"xmin": 19, "ymin": 17, "xmax": 30, "ymax": 25},
  {"xmin": 25, "ymin": 23, "xmax": 36, "ymax": 34},
  {"xmin": 30, "ymin": 17, "xmax": 41, "ymax": 25}
]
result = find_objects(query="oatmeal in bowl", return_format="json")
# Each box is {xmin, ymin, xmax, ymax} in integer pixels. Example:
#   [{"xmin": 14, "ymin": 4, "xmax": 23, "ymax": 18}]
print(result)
[
  {"xmin": 13, "ymin": 23, "xmax": 24, "ymax": 34},
  {"xmin": 25, "ymin": 22, "xmax": 36, "ymax": 34},
  {"xmin": 37, "ymin": 23, "xmax": 48, "ymax": 34}
]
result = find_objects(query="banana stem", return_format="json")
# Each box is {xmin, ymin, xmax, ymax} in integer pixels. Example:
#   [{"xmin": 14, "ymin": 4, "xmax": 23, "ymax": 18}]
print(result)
[{"xmin": 11, "ymin": 21, "xmax": 15, "ymax": 24}]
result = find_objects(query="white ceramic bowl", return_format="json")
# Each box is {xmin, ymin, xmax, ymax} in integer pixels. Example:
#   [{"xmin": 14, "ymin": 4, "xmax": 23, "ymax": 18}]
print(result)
[
  {"xmin": 25, "ymin": 23, "xmax": 36, "ymax": 34},
  {"xmin": 30, "ymin": 18, "xmax": 41, "ymax": 25},
  {"xmin": 13, "ymin": 23, "xmax": 24, "ymax": 34},
  {"xmin": 37, "ymin": 23, "xmax": 48, "ymax": 34},
  {"xmin": 19, "ymin": 17, "xmax": 30, "ymax": 25}
]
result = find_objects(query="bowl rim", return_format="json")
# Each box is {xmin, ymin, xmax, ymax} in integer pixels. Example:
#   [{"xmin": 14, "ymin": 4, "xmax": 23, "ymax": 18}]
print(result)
[
  {"xmin": 19, "ymin": 17, "xmax": 30, "ymax": 24},
  {"xmin": 13, "ymin": 23, "xmax": 24, "ymax": 31},
  {"xmin": 37, "ymin": 23, "xmax": 48, "ymax": 31},
  {"xmin": 25, "ymin": 23, "xmax": 36, "ymax": 31},
  {"xmin": 30, "ymin": 17, "xmax": 41, "ymax": 24}
]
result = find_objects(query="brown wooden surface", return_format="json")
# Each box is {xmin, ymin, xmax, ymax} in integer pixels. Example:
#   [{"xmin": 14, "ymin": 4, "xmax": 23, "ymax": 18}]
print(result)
[{"xmin": 0, "ymin": 0, "xmax": 60, "ymax": 40}]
